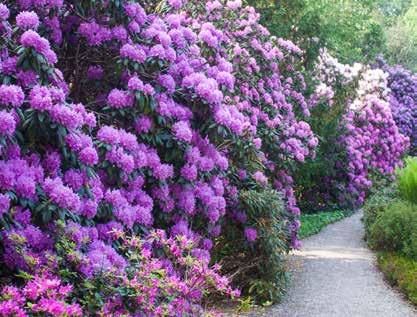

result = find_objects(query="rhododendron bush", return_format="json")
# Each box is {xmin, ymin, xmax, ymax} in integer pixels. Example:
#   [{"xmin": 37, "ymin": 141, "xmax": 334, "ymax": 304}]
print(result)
[
  {"xmin": 295, "ymin": 49, "xmax": 409, "ymax": 211},
  {"xmin": 0, "ymin": 0, "xmax": 320, "ymax": 312},
  {"xmin": 375, "ymin": 56, "xmax": 417, "ymax": 154}
]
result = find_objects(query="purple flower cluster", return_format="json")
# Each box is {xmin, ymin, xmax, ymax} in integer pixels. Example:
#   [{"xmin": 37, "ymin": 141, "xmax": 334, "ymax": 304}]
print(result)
[
  {"xmin": 0, "ymin": 84, "xmax": 25, "ymax": 107},
  {"xmin": 107, "ymin": 89, "xmax": 134, "ymax": 108},
  {"xmin": 79, "ymin": 240, "xmax": 126, "ymax": 277},
  {"xmin": 44, "ymin": 177, "xmax": 81, "ymax": 212},
  {"xmin": 20, "ymin": 30, "xmax": 57, "ymax": 64}
]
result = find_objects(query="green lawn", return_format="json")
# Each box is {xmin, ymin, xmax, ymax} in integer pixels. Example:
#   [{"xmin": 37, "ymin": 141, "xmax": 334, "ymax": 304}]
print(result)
[{"xmin": 298, "ymin": 210, "xmax": 351, "ymax": 239}]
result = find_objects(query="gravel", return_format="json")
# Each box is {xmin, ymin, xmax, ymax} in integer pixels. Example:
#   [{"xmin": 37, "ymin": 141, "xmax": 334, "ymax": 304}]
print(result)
[{"xmin": 244, "ymin": 211, "xmax": 417, "ymax": 317}]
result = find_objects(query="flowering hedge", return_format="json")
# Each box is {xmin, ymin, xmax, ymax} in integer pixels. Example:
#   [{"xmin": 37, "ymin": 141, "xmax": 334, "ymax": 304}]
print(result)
[{"xmin": 0, "ymin": 0, "xmax": 321, "ymax": 313}]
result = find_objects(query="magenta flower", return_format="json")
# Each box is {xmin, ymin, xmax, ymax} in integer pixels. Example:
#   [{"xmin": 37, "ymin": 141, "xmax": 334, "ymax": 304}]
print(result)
[{"xmin": 107, "ymin": 89, "xmax": 134, "ymax": 108}]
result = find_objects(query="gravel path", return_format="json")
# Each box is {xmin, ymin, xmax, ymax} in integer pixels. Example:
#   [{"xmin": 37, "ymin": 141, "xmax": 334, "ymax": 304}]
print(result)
[{"xmin": 247, "ymin": 211, "xmax": 417, "ymax": 317}]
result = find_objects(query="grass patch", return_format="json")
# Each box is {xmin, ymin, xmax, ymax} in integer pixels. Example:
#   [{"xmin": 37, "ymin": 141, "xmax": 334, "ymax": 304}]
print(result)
[
  {"xmin": 298, "ymin": 210, "xmax": 351, "ymax": 239},
  {"xmin": 377, "ymin": 252, "xmax": 417, "ymax": 306}
]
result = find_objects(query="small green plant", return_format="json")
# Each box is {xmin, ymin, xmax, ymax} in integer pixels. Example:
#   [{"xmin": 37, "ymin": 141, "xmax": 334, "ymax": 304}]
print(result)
[
  {"xmin": 397, "ymin": 157, "xmax": 417, "ymax": 204},
  {"xmin": 237, "ymin": 296, "xmax": 255, "ymax": 312}
]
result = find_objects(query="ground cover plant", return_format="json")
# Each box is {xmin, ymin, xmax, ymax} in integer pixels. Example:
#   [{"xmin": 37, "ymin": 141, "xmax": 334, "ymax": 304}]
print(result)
[
  {"xmin": 298, "ymin": 210, "xmax": 351, "ymax": 239},
  {"xmin": 365, "ymin": 158, "xmax": 417, "ymax": 258}
]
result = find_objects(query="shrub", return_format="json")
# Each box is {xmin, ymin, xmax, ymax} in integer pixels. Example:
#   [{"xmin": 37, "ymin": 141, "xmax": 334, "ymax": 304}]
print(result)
[
  {"xmin": 0, "ymin": 229, "xmax": 239, "ymax": 316},
  {"xmin": 0, "ymin": 274, "xmax": 83, "ymax": 317},
  {"xmin": 397, "ymin": 157, "xmax": 417, "ymax": 204},
  {"xmin": 368, "ymin": 200, "xmax": 417, "ymax": 259},
  {"xmin": 213, "ymin": 189, "xmax": 291, "ymax": 304},
  {"xmin": 362, "ymin": 184, "xmax": 398, "ymax": 239}
]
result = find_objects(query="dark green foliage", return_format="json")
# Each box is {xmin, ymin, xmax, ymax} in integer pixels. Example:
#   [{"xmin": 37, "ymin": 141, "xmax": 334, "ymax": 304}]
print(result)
[
  {"xmin": 298, "ymin": 210, "xmax": 351, "ymax": 239},
  {"xmin": 214, "ymin": 189, "xmax": 291, "ymax": 304},
  {"xmin": 377, "ymin": 252, "xmax": 417, "ymax": 305}
]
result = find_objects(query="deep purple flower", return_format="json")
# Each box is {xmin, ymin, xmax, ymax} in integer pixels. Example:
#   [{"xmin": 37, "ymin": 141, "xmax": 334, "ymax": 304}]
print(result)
[
  {"xmin": 97, "ymin": 126, "xmax": 120, "ymax": 145},
  {"xmin": 120, "ymin": 44, "xmax": 146, "ymax": 63},
  {"xmin": 79, "ymin": 147, "xmax": 98, "ymax": 165},
  {"xmin": 87, "ymin": 66, "xmax": 104, "ymax": 80},
  {"xmin": 158, "ymin": 74, "xmax": 176, "ymax": 93},
  {"xmin": 29, "ymin": 85, "xmax": 52, "ymax": 111},
  {"xmin": 107, "ymin": 89, "xmax": 134, "ymax": 108}
]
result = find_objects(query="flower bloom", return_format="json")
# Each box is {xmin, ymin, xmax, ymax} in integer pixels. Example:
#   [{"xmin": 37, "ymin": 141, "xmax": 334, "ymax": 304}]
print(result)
[
  {"xmin": 16, "ymin": 11, "xmax": 40, "ymax": 30},
  {"xmin": 244, "ymin": 227, "xmax": 257, "ymax": 242},
  {"xmin": 172, "ymin": 121, "xmax": 192, "ymax": 142}
]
